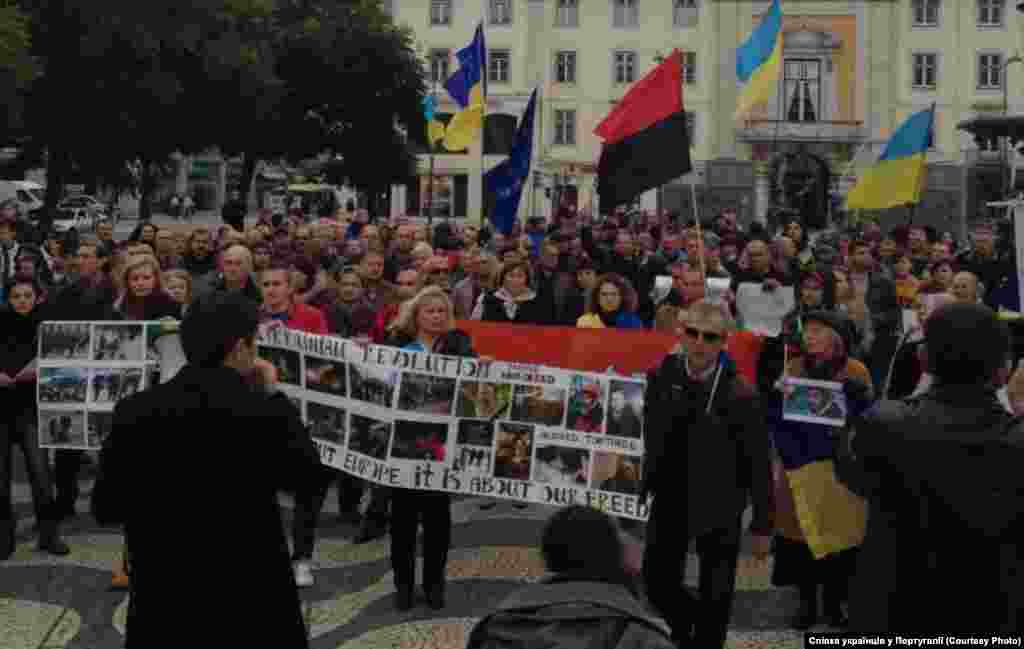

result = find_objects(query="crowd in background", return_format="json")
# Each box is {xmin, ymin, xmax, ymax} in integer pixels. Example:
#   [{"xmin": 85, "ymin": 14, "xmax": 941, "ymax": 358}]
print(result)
[{"xmin": 2, "ymin": 194, "xmax": 1022, "ymax": 643}]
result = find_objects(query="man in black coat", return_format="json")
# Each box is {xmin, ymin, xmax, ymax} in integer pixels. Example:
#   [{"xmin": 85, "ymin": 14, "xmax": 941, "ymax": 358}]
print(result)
[
  {"xmin": 838, "ymin": 303, "xmax": 1024, "ymax": 633},
  {"xmin": 641, "ymin": 300, "xmax": 774, "ymax": 649},
  {"xmin": 91, "ymin": 292, "xmax": 320, "ymax": 648},
  {"xmin": 221, "ymin": 189, "xmax": 247, "ymax": 232}
]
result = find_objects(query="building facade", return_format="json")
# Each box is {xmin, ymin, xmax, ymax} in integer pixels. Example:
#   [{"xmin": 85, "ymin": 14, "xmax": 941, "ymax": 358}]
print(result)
[{"xmin": 388, "ymin": 0, "xmax": 1024, "ymax": 233}]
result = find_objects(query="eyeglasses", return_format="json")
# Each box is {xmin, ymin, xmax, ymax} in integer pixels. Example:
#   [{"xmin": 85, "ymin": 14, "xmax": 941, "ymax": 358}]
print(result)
[{"xmin": 684, "ymin": 327, "xmax": 723, "ymax": 344}]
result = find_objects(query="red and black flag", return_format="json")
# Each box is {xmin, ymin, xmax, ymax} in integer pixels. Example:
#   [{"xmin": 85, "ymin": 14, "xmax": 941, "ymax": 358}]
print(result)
[{"xmin": 595, "ymin": 50, "xmax": 692, "ymax": 210}]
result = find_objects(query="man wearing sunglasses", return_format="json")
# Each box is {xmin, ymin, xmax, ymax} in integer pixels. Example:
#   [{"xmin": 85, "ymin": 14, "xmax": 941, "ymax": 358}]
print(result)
[{"xmin": 641, "ymin": 300, "xmax": 774, "ymax": 649}]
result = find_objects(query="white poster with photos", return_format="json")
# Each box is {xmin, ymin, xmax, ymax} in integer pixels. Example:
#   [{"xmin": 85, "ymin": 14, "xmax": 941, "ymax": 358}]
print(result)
[
  {"xmin": 257, "ymin": 326, "xmax": 651, "ymax": 521},
  {"xmin": 36, "ymin": 321, "xmax": 178, "ymax": 450}
]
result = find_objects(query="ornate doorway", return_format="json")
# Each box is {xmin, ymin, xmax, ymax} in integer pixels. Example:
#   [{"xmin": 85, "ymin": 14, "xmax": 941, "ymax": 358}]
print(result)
[{"xmin": 769, "ymin": 150, "xmax": 831, "ymax": 230}]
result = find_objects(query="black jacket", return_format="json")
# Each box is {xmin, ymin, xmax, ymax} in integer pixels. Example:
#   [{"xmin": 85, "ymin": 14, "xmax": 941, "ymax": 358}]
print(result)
[
  {"xmin": 839, "ymin": 385, "xmax": 1024, "ymax": 633},
  {"xmin": 642, "ymin": 352, "xmax": 773, "ymax": 536},
  {"xmin": 466, "ymin": 579, "xmax": 674, "ymax": 649},
  {"xmin": 91, "ymin": 365, "xmax": 319, "ymax": 648},
  {"xmin": 0, "ymin": 306, "xmax": 40, "ymax": 415},
  {"xmin": 478, "ymin": 291, "xmax": 554, "ymax": 326}
]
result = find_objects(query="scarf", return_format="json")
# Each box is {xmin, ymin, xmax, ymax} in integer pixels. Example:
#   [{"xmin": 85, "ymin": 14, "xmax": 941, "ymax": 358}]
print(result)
[
  {"xmin": 802, "ymin": 328, "xmax": 848, "ymax": 381},
  {"xmin": 493, "ymin": 287, "xmax": 536, "ymax": 321}
]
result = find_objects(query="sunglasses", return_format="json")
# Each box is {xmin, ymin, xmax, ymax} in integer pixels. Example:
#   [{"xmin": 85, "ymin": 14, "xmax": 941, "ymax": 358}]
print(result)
[{"xmin": 684, "ymin": 327, "xmax": 723, "ymax": 344}]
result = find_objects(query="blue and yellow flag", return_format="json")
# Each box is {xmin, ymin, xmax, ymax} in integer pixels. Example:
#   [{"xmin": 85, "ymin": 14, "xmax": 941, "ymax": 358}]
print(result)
[
  {"xmin": 422, "ymin": 95, "xmax": 446, "ymax": 145},
  {"xmin": 735, "ymin": 0, "xmax": 782, "ymax": 120},
  {"xmin": 846, "ymin": 105, "xmax": 935, "ymax": 210},
  {"xmin": 442, "ymin": 23, "xmax": 486, "ymax": 151}
]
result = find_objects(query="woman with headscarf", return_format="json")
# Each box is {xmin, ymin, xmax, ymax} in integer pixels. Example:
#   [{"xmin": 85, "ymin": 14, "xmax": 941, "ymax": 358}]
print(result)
[
  {"xmin": 767, "ymin": 310, "xmax": 874, "ymax": 630},
  {"xmin": 575, "ymin": 273, "xmax": 643, "ymax": 329}
]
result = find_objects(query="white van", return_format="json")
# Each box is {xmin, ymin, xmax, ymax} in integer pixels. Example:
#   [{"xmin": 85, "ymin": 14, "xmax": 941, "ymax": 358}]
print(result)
[{"xmin": 0, "ymin": 180, "xmax": 45, "ymax": 217}]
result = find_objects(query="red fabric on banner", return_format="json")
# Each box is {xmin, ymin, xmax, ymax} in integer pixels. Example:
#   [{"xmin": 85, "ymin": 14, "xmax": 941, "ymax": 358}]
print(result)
[
  {"xmin": 455, "ymin": 321, "xmax": 677, "ymax": 376},
  {"xmin": 454, "ymin": 321, "xmax": 765, "ymax": 382}
]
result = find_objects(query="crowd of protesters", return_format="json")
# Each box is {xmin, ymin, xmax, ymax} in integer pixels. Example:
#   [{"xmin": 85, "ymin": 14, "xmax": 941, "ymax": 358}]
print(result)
[{"xmin": 1, "ymin": 193, "xmax": 1022, "ymax": 645}]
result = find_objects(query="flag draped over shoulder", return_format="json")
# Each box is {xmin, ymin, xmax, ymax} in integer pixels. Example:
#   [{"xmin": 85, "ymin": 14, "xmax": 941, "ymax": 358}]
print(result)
[
  {"xmin": 484, "ymin": 89, "xmax": 537, "ymax": 235},
  {"xmin": 442, "ymin": 23, "xmax": 486, "ymax": 151},
  {"xmin": 735, "ymin": 0, "xmax": 783, "ymax": 120},
  {"xmin": 845, "ymin": 105, "xmax": 935, "ymax": 210},
  {"xmin": 595, "ymin": 50, "xmax": 692, "ymax": 210}
]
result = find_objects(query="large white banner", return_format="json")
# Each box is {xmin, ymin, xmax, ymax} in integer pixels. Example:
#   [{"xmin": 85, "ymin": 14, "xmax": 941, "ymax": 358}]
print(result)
[
  {"xmin": 36, "ymin": 322, "xmax": 651, "ymax": 520},
  {"xmin": 36, "ymin": 321, "xmax": 179, "ymax": 452}
]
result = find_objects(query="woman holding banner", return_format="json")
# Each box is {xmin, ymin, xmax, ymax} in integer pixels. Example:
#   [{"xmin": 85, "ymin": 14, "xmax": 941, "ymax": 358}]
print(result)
[
  {"xmin": 0, "ymin": 278, "xmax": 70, "ymax": 559},
  {"xmin": 766, "ymin": 310, "xmax": 874, "ymax": 630},
  {"xmin": 385, "ymin": 286, "xmax": 479, "ymax": 611}
]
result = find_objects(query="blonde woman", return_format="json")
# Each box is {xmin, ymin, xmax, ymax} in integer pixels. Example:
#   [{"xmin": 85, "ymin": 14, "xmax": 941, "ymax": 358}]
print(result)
[
  {"xmin": 383, "ymin": 286, "xmax": 479, "ymax": 611},
  {"xmin": 162, "ymin": 270, "xmax": 193, "ymax": 314},
  {"xmin": 115, "ymin": 255, "xmax": 181, "ymax": 321}
]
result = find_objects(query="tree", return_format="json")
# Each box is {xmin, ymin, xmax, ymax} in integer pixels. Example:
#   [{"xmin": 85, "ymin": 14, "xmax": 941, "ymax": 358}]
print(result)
[{"xmin": 221, "ymin": 0, "xmax": 426, "ymax": 207}]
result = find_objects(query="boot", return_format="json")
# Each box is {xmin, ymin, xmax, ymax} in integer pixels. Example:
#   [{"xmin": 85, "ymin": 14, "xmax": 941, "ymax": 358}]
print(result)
[
  {"xmin": 792, "ymin": 584, "xmax": 818, "ymax": 630},
  {"xmin": 353, "ymin": 516, "xmax": 387, "ymax": 544},
  {"xmin": 424, "ymin": 583, "xmax": 445, "ymax": 610},
  {"xmin": 395, "ymin": 585, "xmax": 414, "ymax": 612},
  {"xmin": 36, "ymin": 521, "xmax": 70, "ymax": 556}
]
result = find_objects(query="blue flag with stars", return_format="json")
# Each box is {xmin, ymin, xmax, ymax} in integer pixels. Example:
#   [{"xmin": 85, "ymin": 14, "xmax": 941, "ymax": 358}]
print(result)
[{"xmin": 484, "ymin": 88, "xmax": 537, "ymax": 234}]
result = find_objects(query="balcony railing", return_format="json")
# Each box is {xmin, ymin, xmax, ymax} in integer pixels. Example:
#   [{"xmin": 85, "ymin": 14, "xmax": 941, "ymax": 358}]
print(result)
[{"xmin": 736, "ymin": 119, "xmax": 866, "ymax": 143}]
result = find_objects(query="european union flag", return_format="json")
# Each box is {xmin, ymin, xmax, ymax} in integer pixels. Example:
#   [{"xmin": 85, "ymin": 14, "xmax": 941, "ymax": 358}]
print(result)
[{"xmin": 485, "ymin": 89, "xmax": 537, "ymax": 235}]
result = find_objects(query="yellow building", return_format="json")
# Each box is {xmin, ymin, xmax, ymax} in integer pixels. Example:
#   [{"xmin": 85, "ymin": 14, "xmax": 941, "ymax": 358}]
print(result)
[{"xmin": 387, "ymin": 0, "xmax": 1024, "ymax": 232}]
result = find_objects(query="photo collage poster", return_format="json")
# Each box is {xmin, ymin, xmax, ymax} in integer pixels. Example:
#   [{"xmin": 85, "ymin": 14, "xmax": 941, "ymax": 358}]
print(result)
[
  {"xmin": 36, "ymin": 321, "xmax": 177, "ymax": 450},
  {"xmin": 258, "ymin": 326, "xmax": 651, "ymax": 521}
]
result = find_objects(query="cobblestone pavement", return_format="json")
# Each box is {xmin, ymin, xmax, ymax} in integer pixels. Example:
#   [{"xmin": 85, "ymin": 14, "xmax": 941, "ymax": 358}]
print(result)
[{"xmin": 3, "ymin": 468, "xmax": 809, "ymax": 649}]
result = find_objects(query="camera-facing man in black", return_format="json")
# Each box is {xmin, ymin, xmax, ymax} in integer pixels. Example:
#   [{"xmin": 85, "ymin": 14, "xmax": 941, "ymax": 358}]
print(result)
[
  {"xmin": 840, "ymin": 302, "xmax": 1024, "ymax": 633},
  {"xmin": 91, "ymin": 292, "xmax": 319, "ymax": 647}
]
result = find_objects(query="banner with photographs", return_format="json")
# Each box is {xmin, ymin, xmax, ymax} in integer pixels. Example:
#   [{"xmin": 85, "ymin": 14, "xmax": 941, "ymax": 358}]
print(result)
[
  {"xmin": 258, "ymin": 326, "xmax": 650, "ymax": 521},
  {"xmin": 36, "ymin": 321, "xmax": 180, "ymax": 450}
]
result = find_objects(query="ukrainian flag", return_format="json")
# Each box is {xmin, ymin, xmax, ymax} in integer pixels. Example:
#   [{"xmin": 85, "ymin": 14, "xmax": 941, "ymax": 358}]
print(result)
[
  {"xmin": 846, "ymin": 105, "xmax": 935, "ymax": 210},
  {"xmin": 735, "ymin": 0, "xmax": 782, "ymax": 120},
  {"xmin": 422, "ymin": 95, "xmax": 446, "ymax": 146},
  {"xmin": 442, "ymin": 23, "xmax": 486, "ymax": 151}
]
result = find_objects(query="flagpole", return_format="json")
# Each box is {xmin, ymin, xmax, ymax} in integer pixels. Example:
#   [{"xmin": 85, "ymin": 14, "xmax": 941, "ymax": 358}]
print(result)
[
  {"xmin": 527, "ymin": 83, "xmax": 541, "ymax": 219},
  {"xmin": 477, "ymin": 16, "xmax": 486, "ymax": 228},
  {"xmin": 691, "ymin": 178, "xmax": 706, "ymax": 283},
  {"xmin": 427, "ymin": 78, "xmax": 438, "ymax": 228}
]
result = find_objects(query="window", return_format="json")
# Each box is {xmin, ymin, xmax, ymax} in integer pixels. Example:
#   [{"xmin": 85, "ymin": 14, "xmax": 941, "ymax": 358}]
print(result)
[
  {"xmin": 978, "ymin": 0, "xmax": 1004, "ymax": 26},
  {"xmin": 683, "ymin": 51, "xmax": 697, "ymax": 84},
  {"xmin": 555, "ymin": 51, "xmax": 577, "ymax": 84},
  {"xmin": 614, "ymin": 51, "xmax": 637, "ymax": 84},
  {"xmin": 554, "ymin": 110, "xmax": 576, "ymax": 145},
  {"xmin": 612, "ymin": 0, "xmax": 639, "ymax": 27},
  {"xmin": 490, "ymin": 0, "xmax": 512, "ymax": 25},
  {"xmin": 912, "ymin": 0, "xmax": 939, "ymax": 26},
  {"xmin": 556, "ymin": 0, "xmax": 579, "ymax": 27},
  {"xmin": 489, "ymin": 49, "xmax": 510, "ymax": 84},
  {"xmin": 673, "ymin": 0, "xmax": 698, "ymax": 27},
  {"xmin": 979, "ymin": 53, "xmax": 1003, "ymax": 89},
  {"xmin": 783, "ymin": 59, "xmax": 821, "ymax": 123},
  {"xmin": 429, "ymin": 49, "xmax": 450, "ymax": 83},
  {"xmin": 430, "ymin": 0, "xmax": 452, "ymax": 25},
  {"xmin": 912, "ymin": 53, "xmax": 938, "ymax": 90}
]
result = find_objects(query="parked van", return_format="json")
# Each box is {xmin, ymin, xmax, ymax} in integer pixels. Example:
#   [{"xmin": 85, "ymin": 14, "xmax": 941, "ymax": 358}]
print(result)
[{"xmin": 0, "ymin": 180, "xmax": 45, "ymax": 217}]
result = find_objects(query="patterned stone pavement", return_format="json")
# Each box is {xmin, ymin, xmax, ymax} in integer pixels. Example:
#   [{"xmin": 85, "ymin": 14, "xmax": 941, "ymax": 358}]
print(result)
[{"xmin": 2, "ymin": 468, "xmax": 810, "ymax": 649}]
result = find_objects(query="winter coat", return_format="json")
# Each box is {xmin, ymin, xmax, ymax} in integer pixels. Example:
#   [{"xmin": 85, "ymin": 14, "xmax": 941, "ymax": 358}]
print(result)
[
  {"xmin": 838, "ymin": 384, "xmax": 1024, "ymax": 633},
  {"xmin": 0, "ymin": 306, "xmax": 40, "ymax": 416},
  {"xmin": 91, "ymin": 364, "xmax": 319, "ymax": 648}
]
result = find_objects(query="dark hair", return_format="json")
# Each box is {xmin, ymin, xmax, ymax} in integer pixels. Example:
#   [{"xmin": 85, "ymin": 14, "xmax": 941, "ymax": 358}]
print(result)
[
  {"xmin": 541, "ymin": 505, "xmax": 633, "ymax": 592},
  {"xmin": 925, "ymin": 303, "xmax": 1010, "ymax": 385},
  {"xmin": 590, "ymin": 273, "xmax": 638, "ymax": 314},
  {"xmin": 498, "ymin": 261, "xmax": 533, "ymax": 288},
  {"xmin": 5, "ymin": 277, "xmax": 41, "ymax": 301},
  {"xmin": 180, "ymin": 292, "xmax": 260, "ymax": 368}
]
